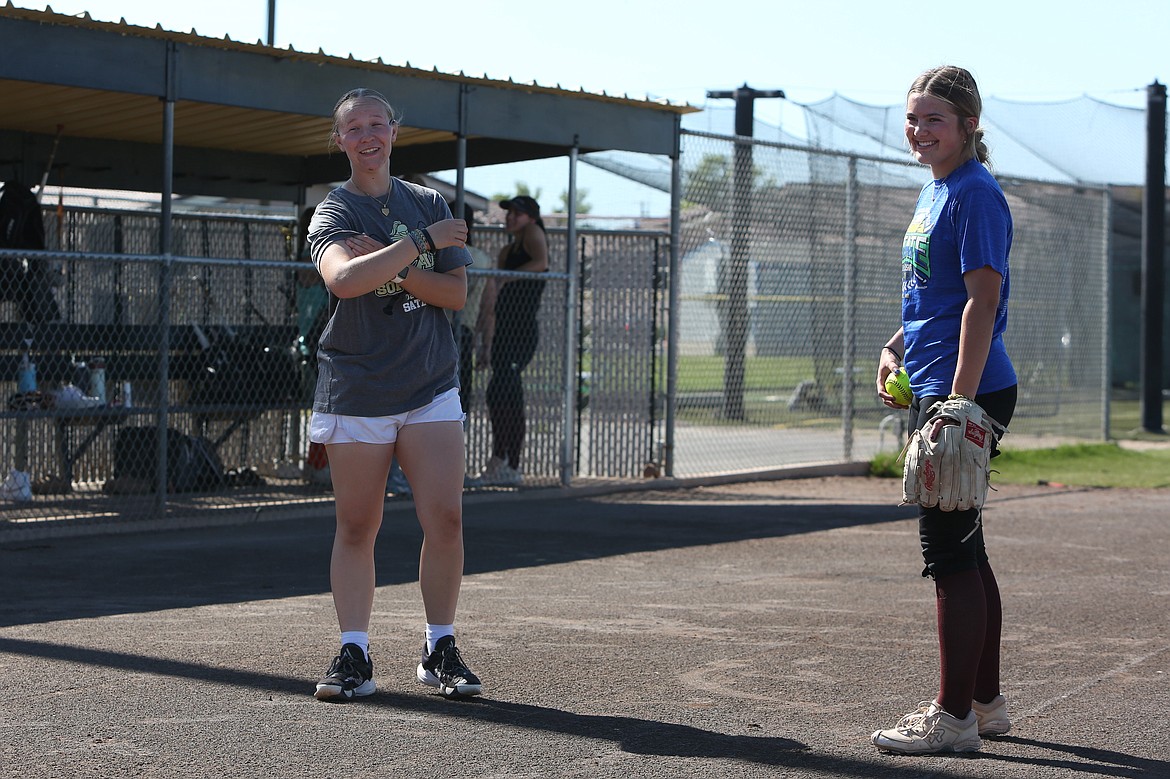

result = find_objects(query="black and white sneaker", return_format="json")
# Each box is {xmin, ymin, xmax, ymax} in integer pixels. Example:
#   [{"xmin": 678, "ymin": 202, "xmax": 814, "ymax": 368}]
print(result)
[
  {"xmin": 416, "ymin": 635, "xmax": 482, "ymax": 698},
  {"xmin": 314, "ymin": 643, "xmax": 376, "ymax": 701}
]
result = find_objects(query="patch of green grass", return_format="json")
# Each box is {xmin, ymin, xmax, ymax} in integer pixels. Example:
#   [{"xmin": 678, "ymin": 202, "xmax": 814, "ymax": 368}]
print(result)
[
  {"xmin": 869, "ymin": 450, "xmax": 903, "ymax": 478},
  {"xmin": 675, "ymin": 355, "xmax": 815, "ymax": 393},
  {"xmin": 992, "ymin": 443, "xmax": 1170, "ymax": 488},
  {"xmin": 871, "ymin": 443, "xmax": 1170, "ymax": 489}
]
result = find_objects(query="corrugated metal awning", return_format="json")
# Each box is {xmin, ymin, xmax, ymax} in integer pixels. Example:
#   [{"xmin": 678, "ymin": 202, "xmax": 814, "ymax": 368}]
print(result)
[{"xmin": 0, "ymin": 6, "xmax": 695, "ymax": 201}]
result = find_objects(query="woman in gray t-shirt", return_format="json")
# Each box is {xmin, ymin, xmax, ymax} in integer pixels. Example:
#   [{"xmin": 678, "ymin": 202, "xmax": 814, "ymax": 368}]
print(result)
[{"xmin": 306, "ymin": 88, "xmax": 481, "ymax": 702}]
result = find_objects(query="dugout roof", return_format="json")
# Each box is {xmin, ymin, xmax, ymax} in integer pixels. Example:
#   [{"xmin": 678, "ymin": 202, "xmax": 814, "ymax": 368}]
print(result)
[{"xmin": 0, "ymin": 6, "xmax": 696, "ymax": 202}]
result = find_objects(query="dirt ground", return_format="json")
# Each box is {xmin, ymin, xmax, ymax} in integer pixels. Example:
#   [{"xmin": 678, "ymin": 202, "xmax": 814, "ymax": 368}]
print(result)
[{"xmin": 1, "ymin": 475, "xmax": 1168, "ymax": 778}]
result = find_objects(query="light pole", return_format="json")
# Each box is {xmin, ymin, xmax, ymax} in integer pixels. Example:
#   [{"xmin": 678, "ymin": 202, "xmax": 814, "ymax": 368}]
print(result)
[
  {"xmin": 705, "ymin": 85, "xmax": 784, "ymax": 420},
  {"xmin": 1141, "ymin": 80, "xmax": 1166, "ymax": 433}
]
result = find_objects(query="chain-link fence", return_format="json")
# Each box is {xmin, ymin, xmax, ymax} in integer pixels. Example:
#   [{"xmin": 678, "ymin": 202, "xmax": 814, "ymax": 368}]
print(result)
[
  {"xmin": 1, "ymin": 135, "xmax": 1113, "ymax": 535},
  {"xmin": 0, "ymin": 207, "xmax": 664, "ymax": 534},
  {"xmin": 671, "ymin": 131, "xmax": 1110, "ymax": 476},
  {"xmin": 459, "ymin": 227, "xmax": 666, "ymax": 486},
  {"xmin": 1, "ymin": 206, "xmax": 306, "ymax": 526},
  {"xmin": 459, "ymin": 226, "xmax": 569, "ymax": 488}
]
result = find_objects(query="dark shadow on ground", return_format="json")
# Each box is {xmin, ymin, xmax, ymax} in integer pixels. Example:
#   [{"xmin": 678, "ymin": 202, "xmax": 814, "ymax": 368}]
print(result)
[
  {"xmin": 974, "ymin": 736, "xmax": 1170, "ymax": 778},
  {"xmin": 0, "ymin": 492, "xmax": 917, "ymax": 627},
  {"xmin": 0, "ymin": 637, "xmax": 1007, "ymax": 778}
]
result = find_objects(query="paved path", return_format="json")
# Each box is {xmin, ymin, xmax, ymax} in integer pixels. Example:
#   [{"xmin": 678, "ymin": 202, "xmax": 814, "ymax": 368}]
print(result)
[{"xmin": 2, "ymin": 477, "xmax": 1167, "ymax": 778}]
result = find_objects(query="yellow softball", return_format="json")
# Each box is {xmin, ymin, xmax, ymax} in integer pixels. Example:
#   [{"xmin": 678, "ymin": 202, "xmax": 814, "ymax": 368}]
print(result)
[{"xmin": 884, "ymin": 367, "xmax": 913, "ymax": 405}]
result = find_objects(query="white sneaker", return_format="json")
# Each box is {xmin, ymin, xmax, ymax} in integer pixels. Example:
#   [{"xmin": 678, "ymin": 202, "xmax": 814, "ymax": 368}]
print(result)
[
  {"xmin": 871, "ymin": 700, "xmax": 981, "ymax": 754},
  {"xmin": 469, "ymin": 457, "xmax": 522, "ymax": 486},
  {"xmin": 475, "ymin": 456, "xmax": 505, "ymax": 481},
  {"xmin": 972, "ymin": 694, "xmax": 1011, "ymax": 736},
  {"xmin": 492, "ymin": 463, "xmax": 523, "ymax": 486}
]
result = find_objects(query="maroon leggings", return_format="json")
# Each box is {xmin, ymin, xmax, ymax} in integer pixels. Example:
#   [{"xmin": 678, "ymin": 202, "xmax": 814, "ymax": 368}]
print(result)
[
  {"xmin": 909, "ymin": 385, "xmax": 1016, "ymax": 718},
  {"xmin": 935, "ymin": 561, "xmax": 1003, "ymax": 718}
]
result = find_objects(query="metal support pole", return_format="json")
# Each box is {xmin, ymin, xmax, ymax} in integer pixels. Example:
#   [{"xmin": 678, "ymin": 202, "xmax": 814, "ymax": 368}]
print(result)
[
  {"xmin": 706, "ymin": 85, "xmax": 783, "ymax": 421},
  {"xmin": 664, "ymin": 116, "xmax": 683, "ymax": 477},
  {"xmin": 455, "ymin": 84, "xmax": 469, "ymax": 219},
  {"xmin": 267, "ymin": 0, "xmax": 277, "ymax": 46},
  {"xmin": 160, "ymin": 47, "xmax": 176, "ymax": 258},
  {"xmin": 156, "ymin": 42, "xmax": 178, "ymax": 515},
  {"xmin": 842, "ymin": 157, "xmax": 858, "ymax": 461},
  {"xmin": 1141, "ymin": 80, "xmax": 1166, "ymax": 433},
  {"xmin": 560, "ymin": 142, "xmax": 580, "ymax": 486},
  {"xmin": 1101, "ymin": 189, "xmax": 1113, "ymax": 440}
]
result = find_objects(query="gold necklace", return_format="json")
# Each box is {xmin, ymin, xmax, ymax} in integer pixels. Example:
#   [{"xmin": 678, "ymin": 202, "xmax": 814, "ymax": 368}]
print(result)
[{"xmin": 352, "ymin": 178, "xmax": 392, "ymax": 216}]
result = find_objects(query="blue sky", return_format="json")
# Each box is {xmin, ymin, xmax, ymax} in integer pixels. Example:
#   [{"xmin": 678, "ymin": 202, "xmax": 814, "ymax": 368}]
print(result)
[{"xmin": 12, "ymin": 0, "xmax": 1169, "ymax": 215}]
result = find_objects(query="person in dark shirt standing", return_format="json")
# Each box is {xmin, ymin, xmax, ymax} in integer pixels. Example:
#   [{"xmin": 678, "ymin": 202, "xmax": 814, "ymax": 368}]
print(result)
[{"xmin": 471, "ymin": 195, "xmax": 548, "ymax": 486}]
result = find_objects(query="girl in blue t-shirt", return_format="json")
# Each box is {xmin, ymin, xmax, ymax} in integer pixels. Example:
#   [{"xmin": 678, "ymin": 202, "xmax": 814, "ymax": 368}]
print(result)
[{"xmin": 872, "ymin": 66, "xmax": 1019, "ymax": 756}]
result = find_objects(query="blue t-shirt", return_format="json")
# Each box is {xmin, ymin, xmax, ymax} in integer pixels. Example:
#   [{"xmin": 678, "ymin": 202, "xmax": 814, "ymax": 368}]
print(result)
[{"xmin": 901, "ymin": 158, "xmax": 1016, "ymax": 397}]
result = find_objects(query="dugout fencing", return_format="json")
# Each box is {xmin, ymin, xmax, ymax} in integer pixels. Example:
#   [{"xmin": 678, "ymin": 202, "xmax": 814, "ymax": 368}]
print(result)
[
  {"xmin": 0, "ymin": 206, "xmax": 669, "ymax": 535},
  {"xmin": 0, "ymin": 135, "xmax": 1111, "ymax": 536}
]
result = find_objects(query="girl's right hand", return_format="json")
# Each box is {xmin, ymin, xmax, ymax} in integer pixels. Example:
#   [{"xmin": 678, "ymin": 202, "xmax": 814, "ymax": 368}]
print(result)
[
  {"xmin": 428, "ymin": 219, "xmax": 468, "ymax": 250},
  {"xmin": 876, "ymin": 352, "xmax": 904, "ymax": 408}
]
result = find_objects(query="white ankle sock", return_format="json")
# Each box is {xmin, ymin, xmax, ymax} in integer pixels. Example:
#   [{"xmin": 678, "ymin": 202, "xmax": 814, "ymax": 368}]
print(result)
[
  {"xmin": 340, "ymin": 631, "xmax": 369, "ymax": 659},
  {"xmin": 426, "ymin": 624, "xmax": 454, "ymax": 654}
]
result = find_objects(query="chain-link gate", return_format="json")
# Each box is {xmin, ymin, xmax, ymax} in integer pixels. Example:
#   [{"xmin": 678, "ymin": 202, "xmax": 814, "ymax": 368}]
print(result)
[
  {"xmin": 458, "ymin": 226, "xmax": 665, "ymax": 485},
  {"xmin": 576, "ymin": 230, "xmax": 667, "ymax": 480},
  {"xmin": 459, "ymin": 226, "xmax": 568, "ymax": 488},
  {"xmin": 1, "ymin": 206, "xmax": 306, "ymax": 531}
]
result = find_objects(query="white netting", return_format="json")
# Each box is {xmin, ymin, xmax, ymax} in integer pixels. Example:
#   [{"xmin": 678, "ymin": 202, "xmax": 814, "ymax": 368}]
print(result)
[
  {"xmin": 799, "ymin": 93, "xmax": 1157, "ymax": 186},
  {"xmin": 584, "ymin": 94, "xmax": 1162, "ymax": 190}
]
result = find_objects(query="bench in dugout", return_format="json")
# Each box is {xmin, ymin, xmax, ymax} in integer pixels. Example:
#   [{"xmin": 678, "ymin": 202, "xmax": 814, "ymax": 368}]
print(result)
[{"xmin": 1, "ymin": 322, "xmax": 304, "ymax": 493}]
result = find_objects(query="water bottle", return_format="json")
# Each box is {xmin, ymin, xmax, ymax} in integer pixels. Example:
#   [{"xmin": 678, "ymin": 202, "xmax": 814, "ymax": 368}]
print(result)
[
  {"xmin": 17, "ymin": 353, "xmax": 37, "ymax": 393},
  {"xmin": 89, "ymin": 357, "xmax": 107, "ymax": 404},
  {"xmin": 121, "ymin": 381, "xmax": 132, "ymax": 409}
]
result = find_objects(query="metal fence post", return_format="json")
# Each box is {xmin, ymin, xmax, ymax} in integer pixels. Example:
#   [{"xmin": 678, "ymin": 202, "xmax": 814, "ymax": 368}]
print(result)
[
  {"xmin": 155, "ymin": 43, "xmax": 177, "ymax": 517},
  {"xmin": 1103, "ymin": 190, "xmax": 1113, "ymax": 441},
  {"xmin": 665, "ymin": 119, "xmax": 683, "ymax": 477},
  {"xmin": 842, "ymin": 156, "xmax": 858, "ymax": 461},
  {"xmin": 560, "ymin": 143, "xmax": 580, "ymax": 486}
]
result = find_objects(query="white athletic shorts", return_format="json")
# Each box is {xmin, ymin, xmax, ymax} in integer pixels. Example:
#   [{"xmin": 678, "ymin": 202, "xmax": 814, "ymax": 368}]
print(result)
[{"xmin": 309, "ymin": 387, "xmax": 463, "ymax": 445}]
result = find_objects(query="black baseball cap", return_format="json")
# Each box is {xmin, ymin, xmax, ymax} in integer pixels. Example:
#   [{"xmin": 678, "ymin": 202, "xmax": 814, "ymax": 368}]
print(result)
[{"xmin": 499, "ymin": 195, "xmax": 540, "ymax": 217}]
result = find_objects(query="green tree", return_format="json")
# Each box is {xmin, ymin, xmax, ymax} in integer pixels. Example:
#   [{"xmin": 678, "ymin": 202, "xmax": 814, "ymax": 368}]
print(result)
[
  {"xmin": 683, "ymin": 153, "xmax": 770, "ymax": 209},
  {"xmin": 684, "ymin": 153, "xmax": 731, "ymax": 208},
  {"xmin": 493, "ymin": 182, "xmax": 543, "ymax": 203},
  {"xmin": 559, "ymin": 187, "xmax": 592, "ymax": 214}
]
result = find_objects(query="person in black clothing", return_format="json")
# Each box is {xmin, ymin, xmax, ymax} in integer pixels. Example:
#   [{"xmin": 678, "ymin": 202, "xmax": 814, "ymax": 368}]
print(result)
[
  {"xmin": 0, "ymin": 180, "xmax": 60, "ymax": 324},
  {"xmin": 472, "ymin": 195, "xmax": 548, "ymax": 485}
]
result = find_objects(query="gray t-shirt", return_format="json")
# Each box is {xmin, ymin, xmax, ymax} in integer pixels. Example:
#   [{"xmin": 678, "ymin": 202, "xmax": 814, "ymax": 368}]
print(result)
[{"xmin": 308, "ymin": 179, "xmax": 473, "ymax": 416}]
